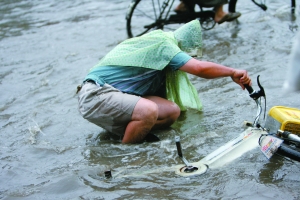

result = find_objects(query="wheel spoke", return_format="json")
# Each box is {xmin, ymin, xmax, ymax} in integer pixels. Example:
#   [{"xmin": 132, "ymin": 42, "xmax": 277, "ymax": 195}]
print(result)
[
  {"xmin": 126, "ymin": 0, "xmax": 184, "ymax": 38},
  {"xmin": 134, "ymin": 7, "xmax": 156, "ymax": 21}
]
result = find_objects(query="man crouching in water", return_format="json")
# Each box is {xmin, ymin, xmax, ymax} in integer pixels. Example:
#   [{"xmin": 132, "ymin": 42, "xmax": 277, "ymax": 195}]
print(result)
[{"xmin": 77, "ymin": 20, "xmax": 252, "ymax": 144}]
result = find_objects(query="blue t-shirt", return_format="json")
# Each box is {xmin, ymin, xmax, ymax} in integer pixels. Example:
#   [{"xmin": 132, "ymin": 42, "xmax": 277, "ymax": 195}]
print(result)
[{"xmin": 84, "ymin": 52, "xmax": 192, "ymax": 96}]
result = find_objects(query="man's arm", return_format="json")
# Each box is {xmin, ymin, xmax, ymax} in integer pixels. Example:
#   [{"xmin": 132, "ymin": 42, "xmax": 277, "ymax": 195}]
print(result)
[{"xmin": 179, "ymin": 58, "xmax": 252, "ymax": 89}]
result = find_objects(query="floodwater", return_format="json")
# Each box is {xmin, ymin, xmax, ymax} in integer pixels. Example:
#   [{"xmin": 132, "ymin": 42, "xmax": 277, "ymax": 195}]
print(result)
[{"xmin": 1, "ymin": 0, "xmax": 300, "ymax": 199}]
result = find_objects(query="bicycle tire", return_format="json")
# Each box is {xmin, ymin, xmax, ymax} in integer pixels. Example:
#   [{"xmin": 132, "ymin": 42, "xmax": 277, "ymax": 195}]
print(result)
[
  {"xmin": 277, "ymin": 143, "xmax": 300, "ymax": 162},
  {"xmin": 126, "ymin": 0, "xmax": 177, "ymax": 38}
]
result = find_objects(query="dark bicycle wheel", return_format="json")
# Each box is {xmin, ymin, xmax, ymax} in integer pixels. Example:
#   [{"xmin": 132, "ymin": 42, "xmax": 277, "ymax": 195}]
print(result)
[
  {"xmin": 277, "ymin": 143, "xmax": 300, "ymax": 162},
  {"xmin": 126, "ymin": 0, "xmax": 178, "ymax": 38}
]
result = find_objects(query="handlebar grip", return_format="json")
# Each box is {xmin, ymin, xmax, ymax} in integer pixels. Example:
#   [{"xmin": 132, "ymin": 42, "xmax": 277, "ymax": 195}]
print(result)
[{"xmin": 244, "ymin": 84, "xmax": 254, "ymax": 94}]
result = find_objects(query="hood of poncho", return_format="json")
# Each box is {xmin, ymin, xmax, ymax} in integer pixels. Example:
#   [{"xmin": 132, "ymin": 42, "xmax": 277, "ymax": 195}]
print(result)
[
  {"xmin": 174, "ymin": 19, "xmax": 202, "ymax": 56},
  {"xmin": 94, "ymin": 19, "xmax": 202, "ymax": 70}
]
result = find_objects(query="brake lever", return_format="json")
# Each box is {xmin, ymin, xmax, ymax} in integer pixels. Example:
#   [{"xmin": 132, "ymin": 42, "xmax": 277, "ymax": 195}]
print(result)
[
  {"xmin": 244, "ymin": 75, "xmax": 265, "ymax": 100},
  {"xmin": 244, "ymin": 75, "xmax": 266, "ymax": 128}
]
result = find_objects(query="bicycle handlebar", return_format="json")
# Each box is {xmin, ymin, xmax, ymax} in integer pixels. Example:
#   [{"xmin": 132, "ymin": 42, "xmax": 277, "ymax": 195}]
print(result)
[
  {"xmin": 229, "ymin": 0, "xmax": 267, "ymax": 13},
  {"xmin": 252, "ymin": 0, "xmax": 267, "ymax": 11},
  {"xmin": 244, "ymin": 84, "xmax": 254, "ymax": 94},
  {"xmin": 244, "ymin": 75, "xmax": 265, "ymax": 100}
]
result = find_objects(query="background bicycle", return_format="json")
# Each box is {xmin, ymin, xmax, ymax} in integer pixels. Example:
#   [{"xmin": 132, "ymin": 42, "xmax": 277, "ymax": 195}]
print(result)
[{"xmin": 126, "ymin": 0, "xmax": 296, "ymax": 38}]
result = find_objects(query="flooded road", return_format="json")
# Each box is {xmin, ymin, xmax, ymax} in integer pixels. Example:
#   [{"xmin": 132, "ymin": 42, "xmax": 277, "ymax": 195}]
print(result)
[{"xmin": 1, "ymin": 0, "xmax": 300, "ymax": 199}]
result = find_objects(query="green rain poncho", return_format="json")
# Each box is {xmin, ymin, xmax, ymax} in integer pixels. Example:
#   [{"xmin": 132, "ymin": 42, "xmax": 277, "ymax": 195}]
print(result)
[{"xmin": 96, "ymin": 19, "xmax": 203, "ymax": 111}]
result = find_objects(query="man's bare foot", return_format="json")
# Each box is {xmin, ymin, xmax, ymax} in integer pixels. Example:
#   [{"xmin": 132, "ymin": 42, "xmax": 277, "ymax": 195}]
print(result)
[
  {"xmin": 215, "ymin": 12, "xmax": 241, "ymax": 24},
  {"xmin": 214, "ymin": 10, "xmax": 227, "ymax": 23}
]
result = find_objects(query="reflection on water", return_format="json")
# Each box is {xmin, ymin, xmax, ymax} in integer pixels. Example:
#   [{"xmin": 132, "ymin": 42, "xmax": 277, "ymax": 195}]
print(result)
[{"xmin": 1, "ymin": 0, "xmax": 300, "ymax": 199}]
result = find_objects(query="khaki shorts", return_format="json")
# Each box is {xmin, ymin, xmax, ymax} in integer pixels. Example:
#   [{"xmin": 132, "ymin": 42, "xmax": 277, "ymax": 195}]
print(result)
[{"xmin": 77, "ymin": 82, "xmax": 141, "ymax": 136}]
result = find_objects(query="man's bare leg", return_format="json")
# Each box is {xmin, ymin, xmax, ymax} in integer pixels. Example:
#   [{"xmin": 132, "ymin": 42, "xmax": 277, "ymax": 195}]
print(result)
[
  {"xmin": 174, "ymin": 1, "xmax": 188, "ymax": 12},
  {"xmin": 122, "ymin": 96, "xmax": 180, "ymax": 143},
  {"xmin": 144, "ymin": 96, "xmax": 180, "ymax": 129}
]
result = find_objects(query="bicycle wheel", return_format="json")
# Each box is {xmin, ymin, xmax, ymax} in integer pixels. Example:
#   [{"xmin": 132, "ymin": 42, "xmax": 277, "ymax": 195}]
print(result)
[
  {"xmin": 277, "ymin": 143, "xmax": 300, "ymax": 162},
  {"xmin": 269, "ymin": 133, "xmax": 300, "ymax": 162},
  {"xmin": 126, "ymin": 0, "xmax": 177, "ymax": 38}
]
